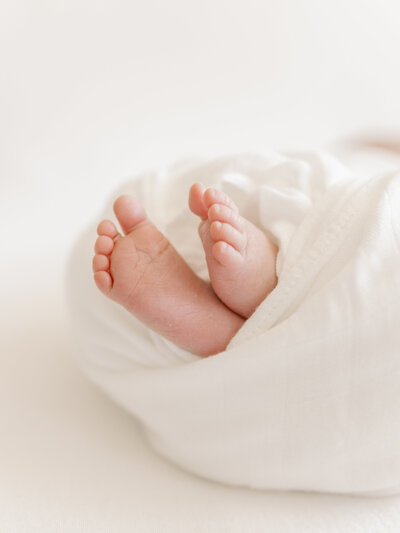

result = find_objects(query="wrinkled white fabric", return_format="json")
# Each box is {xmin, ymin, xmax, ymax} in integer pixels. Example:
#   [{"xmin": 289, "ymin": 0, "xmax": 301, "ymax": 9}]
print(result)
[{"xmin": 67, "ymin": 152, "xmax": 400, "ymax": 495}]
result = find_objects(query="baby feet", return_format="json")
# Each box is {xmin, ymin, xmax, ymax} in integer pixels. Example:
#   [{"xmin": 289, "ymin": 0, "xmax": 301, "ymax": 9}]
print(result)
[
  {"xmin": 93, "ymin": 195, "xmax": 244, "ymax": 356},
  {"xmin": 189, "ymin": 184, "xmax": 278, "ymax": 318},
  {"xmin": 92, "ymin": 184, "xmax": 278, "ymax": 356}
]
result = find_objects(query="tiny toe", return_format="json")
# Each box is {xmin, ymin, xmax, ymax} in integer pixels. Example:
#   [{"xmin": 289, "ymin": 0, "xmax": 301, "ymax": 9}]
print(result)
[
  {"xmin": 113, "ymin": 195, "xmax": 148, "ymax": 235},
  {"xmin": 94, "ymin": 235, "xmax": 114, "ymax": 255},
  {"xmin": 208, "ymin": 204, "xmax": 244, "ymax": 231},
  {"xmin": 93, "ymin": 271, "xmax": 113, "ymax": 295},
  {"xmin": 97, "ymin": 219, "xmax": 119, "ymax": 239},
  {"xmin": 212, "ymin": 241, "xmax": 243, "ymax": 267},
  {"xmin": 203, "ymin": 188, "xmax": 239, "ymax": 213},
  {"xmin": 210, "ymin": 221, "xmax": 246, "ymax": 253},
  {"xmin": 189, "ymin": 182, "xmax": 208, "ymax": 219},
  {"xmin": 92, "ymin": 254, "xmax": 110, "ymax": 273}
]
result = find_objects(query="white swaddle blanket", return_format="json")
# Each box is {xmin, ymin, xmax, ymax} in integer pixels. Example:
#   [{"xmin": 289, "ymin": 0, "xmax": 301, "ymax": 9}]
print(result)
[{"xmin": 67, "ymin": 151, "xmax": 400, "ymax": 496}]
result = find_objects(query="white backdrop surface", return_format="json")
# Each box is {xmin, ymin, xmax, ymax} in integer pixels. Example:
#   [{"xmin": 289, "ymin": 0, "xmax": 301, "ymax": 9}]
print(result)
[{"xmin": 2, "ymin": 0, "xmax": 400, "ymax": 531}]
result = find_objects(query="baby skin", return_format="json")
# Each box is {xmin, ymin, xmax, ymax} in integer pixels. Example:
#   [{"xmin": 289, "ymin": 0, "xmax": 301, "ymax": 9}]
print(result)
[{"xmin": 92, "ymin": 185, "xmax": 278, "ymax": 356}]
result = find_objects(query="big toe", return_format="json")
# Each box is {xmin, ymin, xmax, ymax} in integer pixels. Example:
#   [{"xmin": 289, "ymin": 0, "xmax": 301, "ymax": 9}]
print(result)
[
  {"xmin": 113, "ymin": 195, "xmax": 148, "ymax": 235},
  {"xmin": 189, "ymin": 182, "xmax": 208, "ymax": 219}
]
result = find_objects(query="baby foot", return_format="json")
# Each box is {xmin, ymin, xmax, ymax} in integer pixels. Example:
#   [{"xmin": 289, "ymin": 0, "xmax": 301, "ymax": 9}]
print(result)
[
  {"xmin": 189, "ymin": 184, "xmax": 278, "ymax": 318},
  {"xmin": 92, "ymin": 195, "xmax": 244, "ymax": 356}
]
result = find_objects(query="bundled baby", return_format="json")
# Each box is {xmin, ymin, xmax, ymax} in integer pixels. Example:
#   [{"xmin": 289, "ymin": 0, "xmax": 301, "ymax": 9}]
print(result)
[{"xmin": 80, "ymin": 149, "xmax": 400, "ymax": 495}]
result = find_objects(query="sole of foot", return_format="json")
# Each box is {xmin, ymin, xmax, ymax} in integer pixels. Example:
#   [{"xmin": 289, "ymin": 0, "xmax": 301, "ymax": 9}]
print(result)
[
  {"xmin": 189, "ymin": 183, "xmax": 278, "ymax": 318},
  {"xmin": 92, "ymin": 195, "xmax": 244, "ymax": 356}
]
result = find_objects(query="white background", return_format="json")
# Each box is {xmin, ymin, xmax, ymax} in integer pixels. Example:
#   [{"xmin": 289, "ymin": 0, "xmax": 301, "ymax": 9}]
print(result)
[{"xmin": 2, "ymin": 1, "xmax": 400, "ymax": 531}]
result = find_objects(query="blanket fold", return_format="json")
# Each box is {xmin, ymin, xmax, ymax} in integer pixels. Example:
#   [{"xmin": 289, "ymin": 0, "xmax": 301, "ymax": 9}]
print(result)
[{"xmin": 67, "ymin": 152, "xmax": 400, "ymax": 495}]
